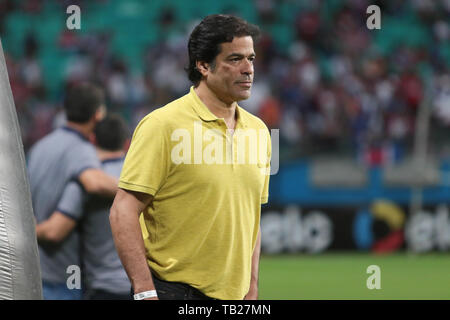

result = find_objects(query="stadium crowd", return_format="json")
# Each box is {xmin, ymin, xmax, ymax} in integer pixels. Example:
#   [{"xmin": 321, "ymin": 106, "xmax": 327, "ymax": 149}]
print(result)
[{"xmin": 2, "ymin": 0, "xmax": 450, "ymax": 164}]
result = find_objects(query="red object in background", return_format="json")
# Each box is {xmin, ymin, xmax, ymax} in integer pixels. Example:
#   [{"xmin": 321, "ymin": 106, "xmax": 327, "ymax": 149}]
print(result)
[
  {"xmin": 399, "ymin": 74, "xmax": 423, "ymax": 109},
  {"xmin": 364, "ymin": 147, "xmax": 385, "ymax": 166},
  {"xmin": 258, "ymin": 96, "xmax": 281, "ymax": 129},
  {"xmin": 22, "ymin": 0, "xmax": 43, "ymax": 14},
  {"xmin": 372, "ymin": 230, "xmax": 404, "ymax": 254},
  {"xmin": 296, "ymin": 12, "xmax": 320, "ymax": 41},
  {"xmin": 58, "ymin": 30, "xmax": 80, "ymax": 50}
]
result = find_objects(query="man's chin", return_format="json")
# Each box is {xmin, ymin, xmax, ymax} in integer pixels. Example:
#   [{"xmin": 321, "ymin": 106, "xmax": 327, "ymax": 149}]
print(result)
[{"xmin": 235, "ymin": 90, "xmax": 251, "ymax": 101}]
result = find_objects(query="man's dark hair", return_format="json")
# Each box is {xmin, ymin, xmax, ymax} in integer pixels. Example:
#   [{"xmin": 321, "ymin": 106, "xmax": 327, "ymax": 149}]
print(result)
[
  {"xmin": 64, "ymin": 82, "xmax": 105, "ymax": 123},
  {"xmin": 94, "ymin": 114, "xmax": 129, "ymax": 151},
  {"xmin": 186, "ymin": 14, "xmax": 261, "ymax": 86}
]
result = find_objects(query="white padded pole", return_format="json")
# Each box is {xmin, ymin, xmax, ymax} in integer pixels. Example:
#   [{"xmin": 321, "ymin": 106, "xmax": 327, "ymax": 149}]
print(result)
[{"xmin": 0, "ymin": 39, "xmax": 42, "ymax": 300}]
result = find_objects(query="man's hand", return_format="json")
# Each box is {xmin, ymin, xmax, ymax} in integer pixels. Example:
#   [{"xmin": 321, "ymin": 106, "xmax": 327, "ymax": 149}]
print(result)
[
  {"xmin": 36, "ymin": 211, "xmax": 77, "ymax": 243},
  {"xmin": 244, "ymin": 285, "xmax": 258, "ymax": 300}
]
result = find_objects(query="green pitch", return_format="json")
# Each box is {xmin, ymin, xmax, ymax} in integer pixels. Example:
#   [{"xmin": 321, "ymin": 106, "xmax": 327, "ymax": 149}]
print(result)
[{"xmin": 258, "ymin": 253, "xmax": 450, "ymax": 300}]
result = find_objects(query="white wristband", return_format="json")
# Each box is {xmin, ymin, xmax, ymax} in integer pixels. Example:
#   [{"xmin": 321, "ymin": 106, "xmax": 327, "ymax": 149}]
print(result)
[{"xmin": 134, "ymin": 290, "xmax": 158, "ymax": 300}]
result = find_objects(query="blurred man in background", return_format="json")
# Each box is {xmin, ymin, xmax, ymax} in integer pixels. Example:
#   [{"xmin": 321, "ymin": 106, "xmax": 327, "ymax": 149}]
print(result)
[
  {"xmin": 110, "ymin": 14, "xmax": 271, "ymax": 300},
  {"xmin": 29, "ymin": 82, "xmax": 118, "ymax": 300},
  {"xmin": 53, "ymin": 114, "xmax": 131, "ymax": 300}
]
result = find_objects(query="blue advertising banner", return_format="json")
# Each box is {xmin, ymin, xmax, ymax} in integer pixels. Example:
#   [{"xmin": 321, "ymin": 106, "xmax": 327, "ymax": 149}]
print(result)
[{"xmin": 261, "ymin": 201, "xmax": 450, "ymax": 253}]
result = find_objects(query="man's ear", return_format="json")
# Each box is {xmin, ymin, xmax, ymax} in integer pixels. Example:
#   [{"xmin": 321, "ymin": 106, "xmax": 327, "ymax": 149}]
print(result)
[
  {"xmin": 196, "ymin": 61, "xmax": 210, "ymax": 77},
  {"xmin": 94, "ymin": 105, "xmax": 106, "ymax": 122}
]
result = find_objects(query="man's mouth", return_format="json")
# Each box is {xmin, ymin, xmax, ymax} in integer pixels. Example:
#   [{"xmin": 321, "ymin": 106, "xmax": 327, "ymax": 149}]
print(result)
[{"xmin": 236, "ymin": 81, "xmax": 252, "ymax": 88}]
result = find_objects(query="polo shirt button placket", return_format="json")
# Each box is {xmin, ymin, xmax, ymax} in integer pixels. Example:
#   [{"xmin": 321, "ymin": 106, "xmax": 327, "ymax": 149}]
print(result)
[
  {"xmin": 232, "ymin": 134, "xmax": 237, "ymax": 170},
  {"xmin": 227, "ymin": 126, "xmax": 235, "ymax": 170},
  {"xmin": 223, "ymin": 121, "xmax": 234, "ymax": 168}
]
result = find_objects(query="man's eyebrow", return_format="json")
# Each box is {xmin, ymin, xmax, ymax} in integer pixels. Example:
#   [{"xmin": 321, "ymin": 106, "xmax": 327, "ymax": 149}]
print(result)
[{"xmin": 226, "ymin": 53, "xmax": 256, "ymax": 58}]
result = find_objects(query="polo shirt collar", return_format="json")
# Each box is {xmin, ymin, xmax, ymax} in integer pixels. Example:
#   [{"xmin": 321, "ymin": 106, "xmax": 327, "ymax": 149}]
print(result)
[
  {"xmin": 62, "ymin": 126, "xmax": 89, "ymax": 142},
  {"xmin": 189, "ymin": 86, "xmax": 248, "ymax": 128},
  {"xmin": 189, "ymin": 86, "xmax": 218, "ymax": 122},
  {"xmin": 235, "ymin": 105, "xmax": 248, "ymax": 129},
  {"xmin": 101, "ymin": 156, "xmax": 125, "ymax": 165}
]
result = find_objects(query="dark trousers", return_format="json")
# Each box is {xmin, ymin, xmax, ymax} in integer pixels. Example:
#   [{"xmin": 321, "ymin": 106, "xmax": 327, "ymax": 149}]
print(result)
[
  {"xmin": 85, "ymin": 288, "xmax": 132, "ymax": 300},
  {"xmin": 131, "ymin": 275, "xmax": 216, "ymax": 300}
]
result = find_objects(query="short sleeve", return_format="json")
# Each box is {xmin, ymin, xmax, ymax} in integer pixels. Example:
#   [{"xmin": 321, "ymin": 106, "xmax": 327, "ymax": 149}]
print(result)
[
  {"xmin": 69, "ymin": 142, "xmax": 102, "ymax": 180},
  {"xmin": 56, "ymin": 181, "xmax": 86, "ymax": 221},
  {"xmin": 261, "ymin": 129, "xmax": 271, "ymax": 204},
  {"xmin": 119, "ymin": 115, "xmax": 171, "ymax": 196}
]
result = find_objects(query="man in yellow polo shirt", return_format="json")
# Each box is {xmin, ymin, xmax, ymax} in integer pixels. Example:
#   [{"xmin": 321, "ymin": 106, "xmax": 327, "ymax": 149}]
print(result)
[{"xmin": 110, "ymin": 14, "xmax": 271, "ymax": 300}]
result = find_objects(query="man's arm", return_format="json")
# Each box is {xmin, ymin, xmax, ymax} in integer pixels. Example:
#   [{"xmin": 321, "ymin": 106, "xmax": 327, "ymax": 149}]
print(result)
[
  {"xmin": 79, "ymin": 168, "xmax": 118, "ymax": 197},
  {"xmin": 109, "ymin": 188, "xmax": 157, "ymax": 300},
  {"xmin": 36, "ymin": 212, "xmax": 76, "ymax": 243},
  {"xmin": 244, "ymin": 228, "xmax": 261, "ymax": 300},
  {"xmin": 36, "ymin": 180, "xmax": 85, "ymax": 244}
]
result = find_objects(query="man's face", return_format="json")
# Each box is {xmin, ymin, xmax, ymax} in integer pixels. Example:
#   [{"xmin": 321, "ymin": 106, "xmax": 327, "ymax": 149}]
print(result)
[{"xmin": 204, "ymin": 36, "xmax": 256, "ymax": 104}]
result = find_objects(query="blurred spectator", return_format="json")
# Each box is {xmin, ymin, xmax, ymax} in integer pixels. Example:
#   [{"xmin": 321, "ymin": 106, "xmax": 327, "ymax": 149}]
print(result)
[
  {"xmin": 433, "ymin": 73, "xmax": 450, "ymax": 125},
  {"xmin": 22, "ymin": 0, "xmax": 43, "ymax": 14},
  {"xmin": 2, "ymin": 0, "xmax": 448, "ymax": 165},
  {"xmin": 258, "ymin": 95, "xmax": 281, "ymax": 129},
  {"xmin": 0, "ymin": 0, "xmax": 15, "ymax": 34}
]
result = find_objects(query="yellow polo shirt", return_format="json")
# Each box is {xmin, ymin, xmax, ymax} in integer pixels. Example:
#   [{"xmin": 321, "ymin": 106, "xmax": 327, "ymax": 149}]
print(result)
[{"xmin": 119, "ymin": 86, "xmax": 271, "ymax": 300}]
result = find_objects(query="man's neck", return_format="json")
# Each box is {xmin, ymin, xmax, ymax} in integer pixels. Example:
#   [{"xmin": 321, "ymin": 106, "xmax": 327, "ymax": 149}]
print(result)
[
  {"xmin": 65, "ymin": 121, "xmax": 93, "ymax": 140},
  {"xmin": 96, "ymin": 149, "xmax": 125, "ymax": 162},
  {"xmin": 194, "ymin": 82, "xmax": 237, "ymax": 126}
]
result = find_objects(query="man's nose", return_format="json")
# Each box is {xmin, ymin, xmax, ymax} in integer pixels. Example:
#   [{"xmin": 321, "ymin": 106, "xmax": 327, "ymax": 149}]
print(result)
[{"xmin": 241, "ymin": 59, "xmax": 254, "ymax": 76}]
